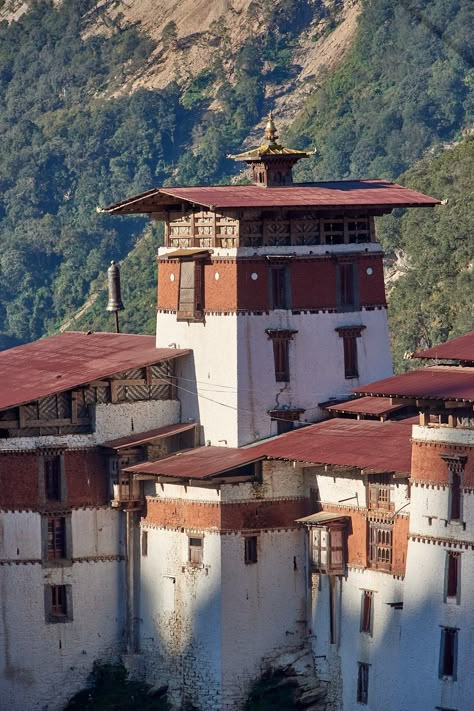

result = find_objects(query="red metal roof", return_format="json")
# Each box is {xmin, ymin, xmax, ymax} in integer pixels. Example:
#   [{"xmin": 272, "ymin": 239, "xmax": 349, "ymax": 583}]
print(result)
[
  {"xmin": 102, "ymin": 423, "xmax": 196, "ymax": 450},
  {"xmin": 125, "ymin": 445, "xmax": 265, "ymax": 480},
  {"xmin": 254, "ymin": 419, "xmax": 412, "ymax": 474},
  {"xmin": 0, "ymin": 332, "xmax": 190, "ymax": 411},
  {"xmin": 102, "ymin": 180, "xmax": 440, "ymax": 213},
  {"xmin": 353, "ymin": 366, "xmax": 474, "ymax": 402},
  {"xmin": 325, "ymin": 396, "xmax": 405, "ymax": 417},
  {"xmin": 414, "ymin": 331, "xmax": 474, "ymax": 363}
]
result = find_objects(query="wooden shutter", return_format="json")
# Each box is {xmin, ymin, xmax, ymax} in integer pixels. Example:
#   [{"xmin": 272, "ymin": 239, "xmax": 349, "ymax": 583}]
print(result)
[
  {"xmin": 178, "ymin": 260, "xmax": 196, "ymax": 318},
  {"xmin": 343, "ymin": 334, "xmax": 358, "ymax": 378},
  {"xmin": 328, "ymin": 527, "xmax": 345, "ymax": 574}
]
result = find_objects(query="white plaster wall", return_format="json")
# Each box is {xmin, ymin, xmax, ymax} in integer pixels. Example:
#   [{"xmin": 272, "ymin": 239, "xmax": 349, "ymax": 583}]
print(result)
[
  {"xmin": 72, "ymin": 508, "xmax": 124, "ymax": 558},
  {"xmin": 412, "ymin": 424, "xmax": 474, "ymax": 446},
  {"xmin": 236, "ymin": 308, "xmax": 392, "ymax": 445},
  {"xmin": 0, "ymin": 562, "xmax": 125, "ymax": 710},
  {"xmin": 309, "ymin": 469, "xmax": 367, "ymax": 508},
  {"xmin": 0, "ymin": 399, "xmax": 180, "ymax": 451},
  {"xmin": 0, "ymin": 511, "xmax": 41, "ymax": 560},
  {"xmin": 399, "ymin": 539, "xmax": 474, "ymax": 711},
  {"xmin": 409, "ymin": 486, "xmax": 474, "ymax": 542},
  {"xmin": 0, "ymin": 509, "xmax": 125, "ymax": 710},
  {"xmin": 221, "ymin": 529, "xmax": 307, "ymax": 708},
  {"xmin": 309, "ymin": 569, "xmax": 404, "ymax": 711},
  {"xmin": 140, "ymin": 526, "xmax": 223, "ymax": 710},
  {"xmin": 157, "ymin": 312, "xmax": 239, "ymax": 447}
]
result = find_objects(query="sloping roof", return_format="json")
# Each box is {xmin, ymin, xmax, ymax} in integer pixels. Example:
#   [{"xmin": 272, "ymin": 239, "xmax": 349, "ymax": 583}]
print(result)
[
  {"xmin": 414, "ymin": 331, "xmax": 474, "ymax": 364},
  {"xmin": 124, "ymin": 445, "xmax": 265, "ymax": 480},
  {"xmin": 102, "ymin": 423, "xmax": 196, "ymax": 450},
  {"xmin": 254, "ymin": 419, "xmax": 412, "ymax": 475},
  {"xmin": 296, "ymin": 511, "xmax": 348, "ymax": 525},
  {"xmin": 0, "ymin": 332, "xmax": 190, "ymax": 411},
  {"xmin": 231, "ymin": 144, "xmax": 311, "ymax": 160},
  {"xmin": 353, "ymin": 366, "xmax": 474, "ymax": 402},
  {"xmin": 101, "ymin": 180, "xmax": 440, "ymax": 214},
  {"xmin": 325, "ymin": 396, "xmax": 405, "ymax": 417}
]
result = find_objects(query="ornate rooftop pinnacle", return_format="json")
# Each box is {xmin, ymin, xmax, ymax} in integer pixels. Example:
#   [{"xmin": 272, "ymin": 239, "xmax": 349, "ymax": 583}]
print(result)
[
  {"xmin": 264, "ymin": 112, "xmax": 278, "ymax": 146},
  {"xmin": 229, "ymin": 112, "xmax": 314, "ymax": 187}
]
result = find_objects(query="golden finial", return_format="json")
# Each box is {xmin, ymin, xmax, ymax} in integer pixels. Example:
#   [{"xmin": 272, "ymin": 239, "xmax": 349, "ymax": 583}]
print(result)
[{"xmin": 264, "ymin": 112, "xmax": 278, "ymax": 145}]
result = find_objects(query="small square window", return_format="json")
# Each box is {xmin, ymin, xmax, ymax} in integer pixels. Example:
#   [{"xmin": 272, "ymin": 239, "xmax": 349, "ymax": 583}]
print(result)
[
  {"xmin": 189, "ymin": 536, "xmax": 203, "ymax": 565},
  {"xmin": 45, "ymin": 585, "xmax": 72, "ymax": 623},
  {"xmin": 244, "ymin": 536, "xmax": 258, "ymax": 564}
]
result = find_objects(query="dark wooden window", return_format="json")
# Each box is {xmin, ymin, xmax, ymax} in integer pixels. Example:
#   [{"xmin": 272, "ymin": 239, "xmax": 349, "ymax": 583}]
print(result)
[
  {"xmin": 439, "ymin": 627, "xmax": 458, "ymax": 679},
  {"xmin": 45, "ymin": 584, "xmax": 72, "ymax": 623},
  {"xmin": 47, "ymin": 517, "xmax": 66, "ymax": 559},
  {"xmin": 51, "ymin": 585, "xmax": 68, "ymax": 617},
  {"xmin": 337, "ymin": 326, "xmax": 365, "ymax": 379},
  {"xmin": 337, "ymin": 262, "xmax": 357, "ymax": 308},
  {"xmin": 277, "ymin": 419, "xmax": 293, "ymax": 434},
  {"xmin": 271, "ymin": 266, "xmax": 289, "ymax": 309},
  {"xmin": 189, "ymin": 536, "xmax": 203, "ymax": 564},
  {"xmin": 348, "ymin": 219, "xmax": 371, "ymax": 243},
  {"xmin": 449, "ymin": 469, "xmax": 461, "ymax": 521},
  {"xmin": 324, "ymin": 220, "xmax": 345, "ymax": 245},
  {"xmin": 357, "ymin": 663, "xmax": 369, "ymax": 704},
  {"xmin": 178, "ymin": 259, "xmax": 205, "ymax": 320},
  {"xmin": 273, "ymin": 337, "xmax": 290, "ymax": 382},
  {"xmin": 360, "ymin": 591, "xmax": 373, "ymax": 634},
  {"xmin": 446, "ymin": 552, "xmax": 460, "ymax": 600},
  {"xmin": 142, "ymin": 530, "xmax": 148, "ymax": 557},
  {"xmin": 343, "ymin": 334, "xmax": 358, "ymax": 378},
  {"xmin": 45, "ymin": 456, "xmax": 61, "ymax": 501},
  {"xmin": 368, "ymin": 523, "xmax": 392, "ymax": 571},
  {"xmin": 244, "ymin": 536, "xmax": 258, "ymax": 564}
]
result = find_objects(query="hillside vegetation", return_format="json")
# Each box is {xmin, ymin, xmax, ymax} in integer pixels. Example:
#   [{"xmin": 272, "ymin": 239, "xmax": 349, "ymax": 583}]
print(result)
[{"xmin": 0, "ymin": 0, "xmax": 472, "ymax": 369}]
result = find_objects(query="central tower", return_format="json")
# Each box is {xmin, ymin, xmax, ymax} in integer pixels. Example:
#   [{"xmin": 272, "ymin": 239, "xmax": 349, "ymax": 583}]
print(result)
[{"xmin": 103, "ymin": 116, "xmax": 439, "ymax": 447}]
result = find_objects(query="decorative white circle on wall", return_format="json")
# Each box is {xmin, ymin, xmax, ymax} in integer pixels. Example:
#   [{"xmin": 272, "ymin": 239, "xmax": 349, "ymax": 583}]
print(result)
[
  {"xmin": 214, "ymin": 272, "xmax": 220, "ymax": 281},
  {"xmin": 170, "ymin": 273, "xmax": 175, "ymax": 282},
  {"xmin": 251, "ymin": 272, "xmax": 258, "ymax": 281},
  {"xmin": 366, "ymin": 267, "xmax": 373, "ymax": 275}
]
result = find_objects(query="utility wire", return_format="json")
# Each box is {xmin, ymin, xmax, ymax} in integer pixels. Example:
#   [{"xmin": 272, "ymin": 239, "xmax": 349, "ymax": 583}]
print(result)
[{"xmin": 160, "ymin": 375, "xmax": 321, "ymax": 425}]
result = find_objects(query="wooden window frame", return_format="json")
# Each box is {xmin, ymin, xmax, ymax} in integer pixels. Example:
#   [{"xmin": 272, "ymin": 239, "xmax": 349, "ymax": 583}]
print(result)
[
  {"xmin": 336, "ymin": 326, "xmax": 365, "ymax": 380},
  {"xmin": 357, "ymin": 662, "xmax": 369, "ymax": 704},
  {"xmin": 188, "ymin": 535, "xmax": 203, "ymax": 565},
  {"xmin": 266, "ymin": 329, "xmax": 297, "ymax": 383},
  {"xmin": 336, "ymin": 261, "xmax": 358, "ymax": 311},
  {"xmin": 310, "ymin": 524, "xmax": 346, "ymax": 575},
  {"xmin": 42, "ymin": 515, "xmax": 72, "ymax": 565},
  {"xmin": 368, "ymin": 521, "xmax": 393, "ymax": 572},
  {"xmin": 439, "ymin": 627, "xmax": 458, "ymax": 680},
  {"xmin": 360, "ymin": 590, "xmax": 374, "ymax": 635},
  {"xmin": 45, "ymin": 584, "xmax": 73, "ymax": 624},
  {"xmin": 177, "ymin": 257, "xmax": 206, "ymax": 322},
  {"xmin": 142, "ymin": 530, "xmax": 148, "ymax": 557},
  {"xmin": 368, "ymin": 478, "xmax": 392, "ymax": 512},
  {"xmin": 270, "ymin": 265, "xmax": 290, "ymax": 309},
  {"xmin": 445, "ymin": 552, "xmax": 460, "ymax": 603},
  {"xmin": 441, "ymin": 455, "xmax": 466, "ymax": 523},
  {"xmin": 244, "ymin": 535, "xmax": 258, "ymax": 564},
  {"xmin": 44, "ymin": 455, "xmax": 62, "ymax": 501}
]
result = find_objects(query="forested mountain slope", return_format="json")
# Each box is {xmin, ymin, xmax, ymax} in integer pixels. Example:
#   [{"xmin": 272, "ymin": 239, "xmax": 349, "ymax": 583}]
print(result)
[{"xmin": 0, "ymin": 0, "xmax": 472, "ymax": 368}]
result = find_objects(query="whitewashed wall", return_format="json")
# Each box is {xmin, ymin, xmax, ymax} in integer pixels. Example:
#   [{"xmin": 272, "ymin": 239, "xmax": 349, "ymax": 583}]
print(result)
[
  {"xmin": 220, "ymin": 528, "xmax": 307, "ymax": 708},
  {"xmin": 140, "ymin": 525, "xmax": 223, "ymax": 710},
  {"xmin": 0, "ymin": 509, "xmax": 125, "ymax": 711},
  {"xmin": 309, "ymin": 569, "xmax": 404, "ymax": 711},
  {"xmin": 399, "ymin": 539, "xmax": 474, "ymax": 711}
]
